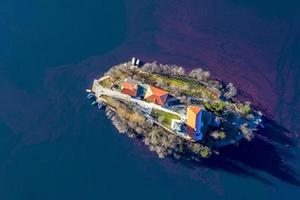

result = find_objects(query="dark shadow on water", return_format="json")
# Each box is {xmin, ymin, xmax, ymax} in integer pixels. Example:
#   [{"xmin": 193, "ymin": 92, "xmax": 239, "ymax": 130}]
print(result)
[
  {"xmin": 172, "ymin": 116, "xmax": 300, "ymax": 187},
  {"xmin": 261, "ymin": 117, "xmax": 295, "ymax": 146}
]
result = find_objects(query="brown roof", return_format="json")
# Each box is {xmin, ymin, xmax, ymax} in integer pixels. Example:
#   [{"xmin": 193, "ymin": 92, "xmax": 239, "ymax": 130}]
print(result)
[
  {"xmin": 144, "ymin": 86, "xmax": 169, "ymax": 106},
  {"xmin": 121, "ymin": 82, "xmax": 138, "ymax": 97}
]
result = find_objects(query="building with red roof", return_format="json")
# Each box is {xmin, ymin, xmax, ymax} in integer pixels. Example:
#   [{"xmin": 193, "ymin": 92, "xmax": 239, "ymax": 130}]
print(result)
[
  {"xmin": 121, "ymin": 82, "xmax": 138, "ymax": 97},
  {"xmin": 144, "ymin": 86, "xmax": 169, "ymax": 106}
]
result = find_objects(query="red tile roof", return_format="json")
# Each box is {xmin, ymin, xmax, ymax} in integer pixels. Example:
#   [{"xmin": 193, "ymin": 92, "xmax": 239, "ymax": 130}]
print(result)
[
  {"xmin": 121, "ymin": 82, "xmax": 138, "ymax": 97},
  {"xmin": 144, "ymin": 86, "xmax": 169, "ymax": 106}
]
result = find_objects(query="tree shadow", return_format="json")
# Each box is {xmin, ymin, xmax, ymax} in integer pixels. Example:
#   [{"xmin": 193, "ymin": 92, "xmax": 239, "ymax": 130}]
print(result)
[
  {"xmin": 204, "ymin": 116, "xmax": 300, "ymax": 186},
  {"xmin": 171, "ymin": 116, "xmax": 300, "ymax": 187}
]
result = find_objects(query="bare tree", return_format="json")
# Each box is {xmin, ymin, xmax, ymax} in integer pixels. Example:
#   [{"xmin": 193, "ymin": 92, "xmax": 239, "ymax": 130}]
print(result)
[
  {"xmin": 224, "ymin": 82, "xmax": 237, "ymax": 99},
  {"xmin": 189, "ymin": 68, "xmax": 210, "ymax": 81}
]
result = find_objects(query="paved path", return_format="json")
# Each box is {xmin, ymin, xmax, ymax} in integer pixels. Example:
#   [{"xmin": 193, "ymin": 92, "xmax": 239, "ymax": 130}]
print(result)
[{"xmin": 92, "ymin": 80, "xmax": 185, "ymax": 120}]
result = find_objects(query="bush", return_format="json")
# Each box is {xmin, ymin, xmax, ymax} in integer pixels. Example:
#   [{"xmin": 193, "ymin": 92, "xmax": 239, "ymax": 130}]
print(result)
[
  {"xmin": 204, "ymin": 100, "xmax": 226, "ymax": 112},
  {"xmin": 224, "ymin": 82, "xmax": 237, "ymax": 98},
  {"xmin": 210, "ymin": 131, "xmax": 226, "ymax": 140},
  {"xmin": 142, "ymin": 62, "xmax": 185, "ymax": 76},
  {"xmin": 199, "ymin": 147, "xmax": 210, "ymax": 158},
  {"xmin": 239, "ymin": 102, "xmax": 251, "ymax": 115}
]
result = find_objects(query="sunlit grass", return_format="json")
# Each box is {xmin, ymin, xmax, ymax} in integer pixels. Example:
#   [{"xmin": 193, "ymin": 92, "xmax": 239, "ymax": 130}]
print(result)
[{"xmin": 151, "ymin": 109, "xmax": 181, "ymax": 129}]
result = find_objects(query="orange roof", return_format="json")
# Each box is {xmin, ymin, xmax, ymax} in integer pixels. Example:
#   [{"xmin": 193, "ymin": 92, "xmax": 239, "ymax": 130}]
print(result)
[
  {"xmin": 121, "ymin": 82, "xmax": 138, "ymax": 97},
  {"xmin": 144, "ymin": 86, "xmax": 169, "ymax": 106},
  {"xmin": 186, "ymin": 106, "xmax": 201, "ymax": 130},
  {"xmin": 188, "ymin": 106, "xmax": 201, "ymax": 115}
]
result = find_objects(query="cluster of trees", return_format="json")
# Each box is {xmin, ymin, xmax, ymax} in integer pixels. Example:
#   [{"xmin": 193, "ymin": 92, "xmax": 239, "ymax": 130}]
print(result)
[
  {"xmin": 188, "ymin": 143, "xmax": 211, "ymax": 158},
  {"xmin": 142, "ymin": 62, "xmax": 186, "ymax": 76},
  {"xmin": 105, "ymin": 102, "xmax": 213, "ymax": 159},
  {"xmin": 140, "ymin": 62, "xmax": 213, "ymax": 83},
  {"xmin": 188, "ymin": 68, "xmax": 211, "ymax": 81},
  {"xmin": 238, "ymin": 102, "xmax": 251, "ymax": 116},
  {"xmin": 145, "ymin": 125, "xmax": 212, "ymax": 159},
  {"xmin": 145, "ymin": 126, "xmax": 186, "ymax": 158},
  {"xmin": 110, "ymin": 112, "xmax": 129, "ymax": 134}
]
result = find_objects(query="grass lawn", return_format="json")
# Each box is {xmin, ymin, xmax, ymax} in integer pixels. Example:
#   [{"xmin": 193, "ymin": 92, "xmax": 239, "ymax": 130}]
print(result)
[
  {"xmin": 138, "ymin": 70, "xmax": 215, "ymax": 99},
  {"xmin": 99, "ymin": 78, "xmax": 113, "ymax": 88},
  {"xmin": 151, "ymin": 109, "xmax": 181, "ymax": 129},
  {"xmin": 155, "ymin": 74, "xmax": 186, "ymax": 87}
]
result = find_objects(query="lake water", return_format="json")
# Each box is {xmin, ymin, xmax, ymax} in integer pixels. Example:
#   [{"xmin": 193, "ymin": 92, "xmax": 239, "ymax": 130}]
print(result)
[{"xmin": 1, "ymin": 0, "xmax": 300, "ymax": 199}]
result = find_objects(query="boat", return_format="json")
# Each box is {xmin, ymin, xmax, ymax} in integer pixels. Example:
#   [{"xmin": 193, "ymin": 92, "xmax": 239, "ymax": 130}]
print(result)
[
  {"xmin": 97, "ymin": 103, "xmax": 103, "ymax": 109},
  {"xmin": 87, "ymin": 93, "xmax": 95, "ymax": 99},
  {"xmin": 91, "ymin": 101, "xmax": 98, "ymax": 106}
]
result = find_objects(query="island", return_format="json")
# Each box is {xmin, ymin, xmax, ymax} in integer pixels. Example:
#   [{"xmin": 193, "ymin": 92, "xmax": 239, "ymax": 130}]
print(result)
[{"xmin": 86, "ymin": 58, "xmax": 263, "ymax": 160}]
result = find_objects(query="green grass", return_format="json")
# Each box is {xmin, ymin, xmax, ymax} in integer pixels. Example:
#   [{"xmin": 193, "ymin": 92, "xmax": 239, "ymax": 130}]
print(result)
[
  {"xmin": 99, "ymin": 78, "xmax": 113, "ymax": 88},
  {"xmin": 151, "ymin": 109, "xmax": 181, "ymax": 129},
  {"xmin": 155, "ymin": 75, "xmax": 186, "ymax": 87},
  {"xmin": 204, "ymin": 100, "xmax": 226, "ymax": 112},
  {"xmin": 142, "ymin": 71, "xmax": 218, "ymax": 100}
]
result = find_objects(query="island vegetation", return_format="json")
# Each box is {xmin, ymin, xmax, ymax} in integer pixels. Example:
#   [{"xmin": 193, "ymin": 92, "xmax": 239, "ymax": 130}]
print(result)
[{"xmin": 87, "ymin": 58, "xmax": 263, "ymax": 160}]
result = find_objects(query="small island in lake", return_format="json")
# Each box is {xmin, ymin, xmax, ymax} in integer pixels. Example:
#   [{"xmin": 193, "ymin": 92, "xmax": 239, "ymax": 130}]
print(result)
[{"xmin": 86, "ymin": 58, "xmax": 263, "ymax": 160}]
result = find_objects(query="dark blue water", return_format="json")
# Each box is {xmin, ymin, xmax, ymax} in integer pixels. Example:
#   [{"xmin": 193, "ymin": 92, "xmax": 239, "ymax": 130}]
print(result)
[
  {"xmin": 1, "ymin": 0, "xmax": 300, "ymax": 199},
  {"xmin": 0, "ymin": 0, "xmax": 126, "ymax": 90}
]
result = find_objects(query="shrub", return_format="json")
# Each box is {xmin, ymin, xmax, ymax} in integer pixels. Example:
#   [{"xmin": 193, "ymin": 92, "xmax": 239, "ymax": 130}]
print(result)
[
  {"xmin": 210, "ymin": 131, "xmax": 226, "ymax": 140},
  {"xmin": 199, "ymin": 146, "xmax": 211, "ymax": 158},
  {"xmin": 204, "ymin": 100, "xmax": 226, "ymax": 112},
  {"xmin": 239, "ymin": 102, "xmax": 251, "ymax": 115}
]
